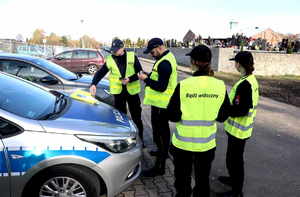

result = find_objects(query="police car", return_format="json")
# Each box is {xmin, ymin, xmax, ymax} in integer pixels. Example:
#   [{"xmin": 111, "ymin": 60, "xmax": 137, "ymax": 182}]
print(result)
[{"xmin": 0, "ymin": 72, "xmax": 142, "ymax": 197}]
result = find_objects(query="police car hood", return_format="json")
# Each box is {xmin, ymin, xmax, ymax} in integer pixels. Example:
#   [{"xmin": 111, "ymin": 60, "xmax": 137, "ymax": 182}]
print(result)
[{"xmin": 39, "ymin": 99, "xmax": 134, "ymax": 136}]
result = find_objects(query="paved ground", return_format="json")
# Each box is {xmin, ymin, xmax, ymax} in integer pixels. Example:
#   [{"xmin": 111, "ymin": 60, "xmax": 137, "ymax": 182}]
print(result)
[{"xmin": 115, "ymin": 59, "xmax": 300, "ymax": 197}]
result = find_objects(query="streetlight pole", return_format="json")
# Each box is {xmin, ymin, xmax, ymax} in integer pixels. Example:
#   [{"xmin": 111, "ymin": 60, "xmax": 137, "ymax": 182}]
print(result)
[
  {"xmin": 229, "ymin": 21, "xmax": 238, "ymax": 36},
  {"xmin": 80, "ymin": 19, "xmax": 85, "ymax": 48}
]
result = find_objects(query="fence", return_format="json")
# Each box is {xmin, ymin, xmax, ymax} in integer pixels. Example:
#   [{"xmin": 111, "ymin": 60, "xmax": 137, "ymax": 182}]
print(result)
[{"xmin": 0, "ymin": 40, "xmax": 74, "ymax": 58}]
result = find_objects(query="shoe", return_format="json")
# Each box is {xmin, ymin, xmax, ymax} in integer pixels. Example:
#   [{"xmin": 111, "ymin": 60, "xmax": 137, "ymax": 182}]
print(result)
[
  {"xmin": 142, "ymin": 167, "xmax": 165, "ymax": 177},
  {"xmin": 216, "ymin": 190, "xmax": 243, "ymax": 197},
  {"xmin": 149, "ymin": 150, "xmax": 159, "ymax": 156},
  {"xmin": 218, "ymin": 176, "xmax": 233, "ymax": 187}
]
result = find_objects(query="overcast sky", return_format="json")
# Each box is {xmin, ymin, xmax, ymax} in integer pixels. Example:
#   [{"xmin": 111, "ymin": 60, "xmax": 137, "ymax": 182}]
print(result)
[{"xmin": 1, "ymin": 0, "xmax": 299, "ymax": 44}]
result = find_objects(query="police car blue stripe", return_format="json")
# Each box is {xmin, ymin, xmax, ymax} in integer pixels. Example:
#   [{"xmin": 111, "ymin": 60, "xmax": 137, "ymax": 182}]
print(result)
[
  {"xmin": 0, "ymin": 149, "xmax": 110, "ymax": 174},
  {"xmin": 0, "ymin": 153, "xmax": 7, "ymax": 174}
]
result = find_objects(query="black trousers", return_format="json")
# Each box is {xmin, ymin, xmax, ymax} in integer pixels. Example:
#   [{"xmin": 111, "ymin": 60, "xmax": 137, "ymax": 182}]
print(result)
[
  {"xmin": 114, "ymin": 90, "xmax": 144, "ymax": 142},
  {"xmin": 226, "ymin": 133, "xmax": 247, "ymax": 194},
  {"xmin": 151, "ymin": 106, "xmax": 170, "ymax": 165},
  {"xmin": 171, "ymin": 145, "xmax": 216, "ymax": 197}
]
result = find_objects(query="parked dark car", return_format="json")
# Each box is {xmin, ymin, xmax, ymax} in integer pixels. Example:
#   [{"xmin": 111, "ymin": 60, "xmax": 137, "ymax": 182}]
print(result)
[
  {"xmin": 48, "ymin": 48, "xmax": 105, "ymax": 74},
  {"xmin": 0, "ymin": 53, "xmax": 113, "ymax": 105}
]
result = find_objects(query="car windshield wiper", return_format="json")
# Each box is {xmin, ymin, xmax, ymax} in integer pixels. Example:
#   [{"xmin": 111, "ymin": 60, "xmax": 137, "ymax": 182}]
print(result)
[{"xmin": 40, "ymin": 94, "xmax": 66, "ymax": 120}]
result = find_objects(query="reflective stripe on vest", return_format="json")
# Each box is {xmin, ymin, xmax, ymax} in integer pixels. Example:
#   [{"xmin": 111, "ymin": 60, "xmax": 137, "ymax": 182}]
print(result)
[
  {"xmin": 143, "ymin": 52, "xmax": 177, "ymax": 108},
  {"xmin": 247, "ymin": 105, "xmax": 257, "ymax": 117},
  {"xmin": 106, "ymin": 52, "xmax": 141, "ymax": 95},
  {"xmin": 174, "ymin": 129, "xmax": 216, "ymax": 144},
  {"xmin": 172, "ymin": 76, "xmax": 226, "ymax": 152},
  {"xmin": 224, "ymin": 75, "xmax": 259, "ymax": 139},
  {"xmin": 227, "ymin": 119, "xmax": 254, "ymax": 131},
  {"xmin": 180, "ymin": 120, "xmax": 216, "ymax": 126}
]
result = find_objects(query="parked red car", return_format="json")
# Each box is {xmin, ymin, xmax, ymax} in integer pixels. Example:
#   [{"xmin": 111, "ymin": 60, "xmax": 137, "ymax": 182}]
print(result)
[{"xmin": 48, "ymin": 49, "xmax": 105, "ymax": 74}]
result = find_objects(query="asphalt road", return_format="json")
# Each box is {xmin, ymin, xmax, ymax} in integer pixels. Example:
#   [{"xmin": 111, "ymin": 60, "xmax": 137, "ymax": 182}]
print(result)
[{"xmin": 138, "ymin": 59, "xmax": 300, "ymax": 197}]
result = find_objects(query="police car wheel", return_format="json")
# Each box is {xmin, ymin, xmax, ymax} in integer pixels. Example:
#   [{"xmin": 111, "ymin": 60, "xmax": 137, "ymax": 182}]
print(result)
[{"xmin": 28, "ymin": 165, "xmax": 101, "ymax": 197}]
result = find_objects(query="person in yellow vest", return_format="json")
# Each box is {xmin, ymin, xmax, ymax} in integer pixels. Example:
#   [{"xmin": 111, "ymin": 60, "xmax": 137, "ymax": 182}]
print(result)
[
  {"xmin": 138, "ymin": 38, "xmax": 178, "ymax": 177},
  {"xmin": 90, "ymin": 39, "xmax": 144, "ymax": 146},
  {"xmin": 167, "ymin": 45, "xmax": 231, "ymax": 197},
  {"xmin": 217, "ymin": 51, "xmax": 259, "ymax": 197}
]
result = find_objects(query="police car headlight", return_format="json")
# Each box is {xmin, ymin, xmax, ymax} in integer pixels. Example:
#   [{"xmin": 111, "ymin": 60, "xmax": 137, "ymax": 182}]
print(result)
[{"xmin": 76, "ymin": 135, "xmax": 136, "ymax": 153}]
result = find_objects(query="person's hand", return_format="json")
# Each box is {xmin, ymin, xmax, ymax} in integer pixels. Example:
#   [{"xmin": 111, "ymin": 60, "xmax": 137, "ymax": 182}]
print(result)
[
  {"xmin": 89, "ymin": 85, "xmax": 97, "ymax": 96},
  {"xmin": 121, "ymin": 77, "xmax": 130, "ymax": 85},
  {"xmin": 138, "ymin": 71, "xmax": 148, "ymax": 80}
]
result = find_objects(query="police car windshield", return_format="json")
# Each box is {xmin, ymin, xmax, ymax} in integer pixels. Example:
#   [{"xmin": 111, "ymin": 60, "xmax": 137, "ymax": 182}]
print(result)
[{"xmin": 0, "ymin": 74, "xmax": 56, "ymax": 119}]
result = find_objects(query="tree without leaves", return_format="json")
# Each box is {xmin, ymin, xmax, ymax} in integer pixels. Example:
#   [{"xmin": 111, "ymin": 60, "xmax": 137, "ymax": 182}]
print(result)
[
  {"xmin": 60, "ymin": 36, "xmax": 69, "ymax": 46},
  {"xmin": 68, "ymin": 40, "xmax": 80, "ymax": 47},
  {"xmin": 123, "ymin": 38, "xmax": 132, "ymax": 48},
  {"xmin": 27, "ymin": 29, "xmax": 103, "ymax": 48},
  {"xmin": 30, "ymin": 29, "xmax": 46, "ymax": 44},
  {"xmin": 136, "ymin": 37, "xmax": 142, "ymax": 48},
  {"xmin": 80, "ymin": 35, "xmax": 101, "ymax": 48},
  {"xmin": 136, "ymin": 37, "xmax": 146, "ymax": 48},
  {"xmin": 46, "ymin": 33, "xmax": 61, "ymax": 45}
]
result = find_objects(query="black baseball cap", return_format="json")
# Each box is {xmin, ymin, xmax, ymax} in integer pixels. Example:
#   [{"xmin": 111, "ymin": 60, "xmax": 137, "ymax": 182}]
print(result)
[
  {"xmin": 110, "ymin": 39, "xmax": 124, "ymax": 53},
  {"xmin": 229, "ymin": 51, "xmax": 253, "ymax": 66},
  {"xmin": 143, "ymin": 38, "xmax": 164, "ymax": 54},
  {"xmin": 186, "ymin": 45, "xmax": 212, "ymax": 62}
]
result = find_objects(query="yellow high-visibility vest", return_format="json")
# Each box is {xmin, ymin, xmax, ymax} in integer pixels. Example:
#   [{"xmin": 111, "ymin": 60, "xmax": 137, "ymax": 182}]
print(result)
[
  {"xmin": 143, "ymin": 52, "xmax": 177, "ymax": 108},
  {"xmin": 172, "ymin": 76, "xmax": 226, "ymax": 152},
  {"xmin": 106, "ymin": 51, "xmax": 141, "ymax": 95},
  {"xmin": 224, "ymin": 74, "xmax": 259, "ymax": 139}
]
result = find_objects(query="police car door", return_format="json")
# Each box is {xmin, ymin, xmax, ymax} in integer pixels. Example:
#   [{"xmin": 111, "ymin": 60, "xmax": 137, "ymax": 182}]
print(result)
[{"xmin": 0, "ymin": 119, "xmax": 11, "ymax": 197}]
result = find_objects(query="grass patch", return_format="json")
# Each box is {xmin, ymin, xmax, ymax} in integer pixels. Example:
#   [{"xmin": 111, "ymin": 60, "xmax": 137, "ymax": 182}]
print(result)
[
  {"xmin": 214, "ymin": 72, "xmax": 300, "ymax": 107},
  {"xmin": 215, "ymin": 72, "xmax": 300, "ymax": 81}
]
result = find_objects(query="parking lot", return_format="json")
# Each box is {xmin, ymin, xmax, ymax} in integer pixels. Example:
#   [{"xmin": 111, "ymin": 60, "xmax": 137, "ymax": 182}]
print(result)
[{"xmin": 0, "ymin": 55, "xmax": 299, "ymax": 197}]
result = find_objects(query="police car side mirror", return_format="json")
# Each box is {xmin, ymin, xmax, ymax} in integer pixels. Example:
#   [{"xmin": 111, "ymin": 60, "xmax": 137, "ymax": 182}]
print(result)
[
  {"xmin": 55, "ymin": 56, "xmax": 64, "ymax": 60},
  {"xmin": 40, "ymin": 76, "xmax": 58, "ymax": 85}
]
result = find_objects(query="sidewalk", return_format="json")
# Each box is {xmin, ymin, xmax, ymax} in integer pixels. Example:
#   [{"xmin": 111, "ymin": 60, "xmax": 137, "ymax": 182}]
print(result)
[{"xmin": 116, "ymin": 105, "xmax": 177, "ymax": 197}]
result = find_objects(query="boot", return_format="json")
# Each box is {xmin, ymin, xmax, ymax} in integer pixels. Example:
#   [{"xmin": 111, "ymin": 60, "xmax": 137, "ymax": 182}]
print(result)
[
  {"xmin": 218, "ymin": 176, "xmax": 233, "ymax": 187},
  {"xmin": 142, "ymin": 158, "xmax": 165, "ymax": 177}
]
